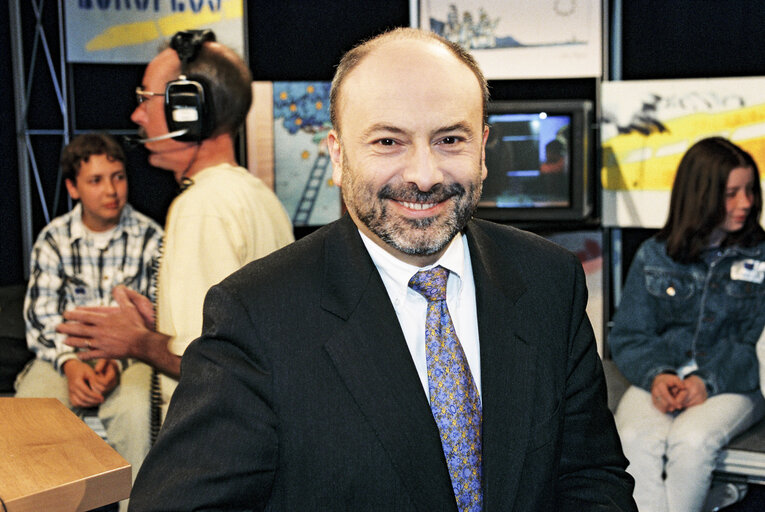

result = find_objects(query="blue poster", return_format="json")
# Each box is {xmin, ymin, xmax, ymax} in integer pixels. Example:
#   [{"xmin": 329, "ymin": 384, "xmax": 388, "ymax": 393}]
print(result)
[{"xmin": 64, "ymin": 0, "xmax": 244, "ymax": 63}]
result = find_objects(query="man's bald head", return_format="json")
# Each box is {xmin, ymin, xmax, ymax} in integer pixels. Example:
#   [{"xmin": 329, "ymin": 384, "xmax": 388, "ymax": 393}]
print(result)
[{"xmin": 329, "ymin": 27, "xmax": 489, "ymax": 136}]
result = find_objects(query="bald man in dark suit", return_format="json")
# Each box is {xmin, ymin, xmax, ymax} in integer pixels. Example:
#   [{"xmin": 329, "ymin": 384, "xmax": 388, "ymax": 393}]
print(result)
[{"xmin": 129, "ymin": 27, "xmax": 635, "ymax": 512}]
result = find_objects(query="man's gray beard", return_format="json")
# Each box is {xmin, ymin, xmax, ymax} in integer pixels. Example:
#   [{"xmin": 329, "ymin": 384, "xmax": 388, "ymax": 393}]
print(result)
[{"xmin": 353, "ymin": 181, "xmax": 482, "ymax": 256}]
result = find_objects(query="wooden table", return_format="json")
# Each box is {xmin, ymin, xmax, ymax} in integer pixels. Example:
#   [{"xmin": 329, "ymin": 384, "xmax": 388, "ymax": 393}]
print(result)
[{"xmin": 0, "ymin": 398, "xmax": 131, "ymax": 511}]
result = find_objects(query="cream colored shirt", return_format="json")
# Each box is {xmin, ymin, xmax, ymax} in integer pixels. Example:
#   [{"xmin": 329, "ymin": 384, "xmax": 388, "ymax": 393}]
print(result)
[{"xmin": 157, "ymin": 163, "xmax": 294, "ymax": 412}]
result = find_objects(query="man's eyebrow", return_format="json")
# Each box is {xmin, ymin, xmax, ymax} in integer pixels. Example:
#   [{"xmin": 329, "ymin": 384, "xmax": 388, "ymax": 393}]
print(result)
[
  {"xmin": 360, "ymin": 122, "xmax": 476, "ymax": 139},
  {"xmin": 433, "ymin": 122, "xmax": 475, "ymax": 138},
  {"xmin": 360, "ymin": 124, "xmax": 408, "ymax": 139}
]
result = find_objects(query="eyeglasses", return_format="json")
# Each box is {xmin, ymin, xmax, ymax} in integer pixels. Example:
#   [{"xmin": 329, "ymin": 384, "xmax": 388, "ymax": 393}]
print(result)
[{"xmin": 135, "ymin": 86, "xmax": 164, "ymax": 104}]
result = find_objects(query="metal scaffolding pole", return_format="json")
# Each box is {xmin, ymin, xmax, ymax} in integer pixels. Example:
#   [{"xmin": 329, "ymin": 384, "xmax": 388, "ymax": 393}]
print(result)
[
  {"xmin": 10, "ymin": 1, "xmax": 33, "ymax": 277},
  {"xmin": 9, "ymin": 0, "xmax": 69, "ymax": 279}
]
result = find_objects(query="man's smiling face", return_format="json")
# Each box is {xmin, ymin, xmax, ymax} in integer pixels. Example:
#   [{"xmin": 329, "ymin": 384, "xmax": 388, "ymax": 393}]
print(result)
[{"xmin": 328, "ymin": 38, "xmax": 488, "ymax": 266}]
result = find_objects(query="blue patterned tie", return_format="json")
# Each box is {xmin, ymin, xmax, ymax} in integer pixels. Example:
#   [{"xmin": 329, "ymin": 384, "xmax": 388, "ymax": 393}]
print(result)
[{"xmin": 409, "ymin": 266, "xmax": 482, "ymax": 512}]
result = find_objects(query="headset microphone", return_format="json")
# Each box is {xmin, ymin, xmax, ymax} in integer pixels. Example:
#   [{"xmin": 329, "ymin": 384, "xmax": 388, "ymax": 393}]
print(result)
[
  {"xmin": 139, "ymin": 129, "xmax": 190, "ymax": 144},
  {"xmin": 122, "ymin": 129, "xmax": 190, "ymax": 148},
  {"xmin": 124, "ymin": 30, "xmax": 215, "ymax": 150}
]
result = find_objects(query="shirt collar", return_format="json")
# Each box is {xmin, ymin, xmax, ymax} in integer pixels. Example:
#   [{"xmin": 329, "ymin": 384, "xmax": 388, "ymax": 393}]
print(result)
[
  {"xmin": 359, "ymin": 229, "xmax": 466, "ymax": 300},
  {"xmin": 703, "ymin": 242, "xmax": 763, "ymax": 258},
  {"xmin": 68, "ymin": 202, "xmax": 137, "ymax": 243}
]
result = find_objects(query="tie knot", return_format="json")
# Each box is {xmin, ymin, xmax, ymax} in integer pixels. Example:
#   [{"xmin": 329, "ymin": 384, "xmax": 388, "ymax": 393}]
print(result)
[{"xmin": 408, "ymin": 266, "xmax": 449, "ymax": 302}]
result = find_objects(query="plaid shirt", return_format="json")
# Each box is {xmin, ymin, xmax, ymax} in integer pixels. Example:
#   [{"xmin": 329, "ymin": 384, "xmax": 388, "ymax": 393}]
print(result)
[{"xmin": 24, "ymin": 202, "xmax": 163, "ymax": 371}]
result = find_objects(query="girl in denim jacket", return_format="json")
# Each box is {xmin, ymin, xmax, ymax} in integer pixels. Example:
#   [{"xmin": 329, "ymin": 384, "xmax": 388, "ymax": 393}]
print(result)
[{"xmin": 610, "ymin": 137, "xmax": 765, "ymax": 512}]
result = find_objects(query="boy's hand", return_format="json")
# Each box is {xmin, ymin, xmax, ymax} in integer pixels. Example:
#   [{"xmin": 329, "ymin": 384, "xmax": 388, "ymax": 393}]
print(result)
[
  {"xmin": 91, "ymin": 359, "xmax": 119, "ymax": 395},
  {"xmin": 62, "ymin": 359, "xmax": 105, "ymax": 408}
]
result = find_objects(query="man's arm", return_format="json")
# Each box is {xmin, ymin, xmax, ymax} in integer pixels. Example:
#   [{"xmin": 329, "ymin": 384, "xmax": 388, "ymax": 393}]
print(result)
[
  {"xmin": 129, "ymin": 283, "xmax": 278, "ymax": 511},
  {"xmin": 59, "ymin": 286, "xmax": 181, "ymax": 378},
  {"xmin": 555, "ymin": 257, "xmax": 637, "ymax": 511}
]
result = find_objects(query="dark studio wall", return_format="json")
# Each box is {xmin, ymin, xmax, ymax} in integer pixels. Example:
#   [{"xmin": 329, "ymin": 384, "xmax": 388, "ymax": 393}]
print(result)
[
  {"xmin": 620, "ymin": 0, "xmax": 765, "ymax": 80},
  {"xmin": 1, "ymin": 1, "xmax": 765, "ymax": 287},
  {"xmin": 1, "ymin": 5, "xmax": 21, "ymax": 285}
]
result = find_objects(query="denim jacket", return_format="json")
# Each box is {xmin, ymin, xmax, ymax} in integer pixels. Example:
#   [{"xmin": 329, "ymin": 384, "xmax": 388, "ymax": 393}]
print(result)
[{"xmin": 609, "ymin": 236, "xmax": 765, "ymax": 396}]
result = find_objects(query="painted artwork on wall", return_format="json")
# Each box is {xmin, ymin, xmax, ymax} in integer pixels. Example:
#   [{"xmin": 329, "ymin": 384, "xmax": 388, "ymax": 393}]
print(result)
[
  {"xmin": 64, "ymin": 0, "xmax": 245, "ymax": 63},
  {"xmin": 601, "ymin": 76, "xmax": 765, "ymax": 227},
  {"xmin": 264, "ymin": 82, "xmax": 340, "ymax": 227},
  {"xmin": 414, "ymin": 0, "xmax": 602, "ymax": 79},
  {"xmin": 245, "ymin": 81, "xmax": 340, "ymax": 226},
  {"xmin": 544, "ymin": 230, "xmax": 605, "ymax": 357}
]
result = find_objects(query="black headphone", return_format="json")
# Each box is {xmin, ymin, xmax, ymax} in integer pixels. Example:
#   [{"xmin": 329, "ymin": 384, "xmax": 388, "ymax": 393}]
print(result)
[{"xmin": 165, "ymin": 29, "xmax": 217, "ymax": 142}]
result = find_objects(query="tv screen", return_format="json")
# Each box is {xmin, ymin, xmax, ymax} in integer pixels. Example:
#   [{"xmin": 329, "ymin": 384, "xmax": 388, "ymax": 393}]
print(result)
[{"xmin": 478, "ymin": 100, "xmax": 593, "ymax": 224}]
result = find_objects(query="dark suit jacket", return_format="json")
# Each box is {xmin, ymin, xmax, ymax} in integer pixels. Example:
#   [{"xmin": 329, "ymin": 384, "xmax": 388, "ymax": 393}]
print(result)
[{"xmin": 129, "ymin": 215, "xmax": 636, "ymax": 511}]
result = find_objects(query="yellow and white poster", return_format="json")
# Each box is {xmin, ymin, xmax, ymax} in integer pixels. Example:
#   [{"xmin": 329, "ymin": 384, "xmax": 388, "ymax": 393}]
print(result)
[
  {"xmin": 64, "ymin": 0, "xmax": 244, "ymax": 63},
  {"xmin": 601, "ymin": 76, "xmax": 765, "ymax": 227}
]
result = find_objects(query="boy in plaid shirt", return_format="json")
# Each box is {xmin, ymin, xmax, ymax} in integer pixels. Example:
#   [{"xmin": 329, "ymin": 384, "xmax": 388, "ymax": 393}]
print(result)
[{"xmin": 15, "ymin": 133, "xmax": 163, "ymax": 496}]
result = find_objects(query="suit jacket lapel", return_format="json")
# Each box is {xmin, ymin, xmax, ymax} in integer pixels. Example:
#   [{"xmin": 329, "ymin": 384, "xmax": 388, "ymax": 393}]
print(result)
[
  {"xmin": 466, "ymin": 222, "xmax": 537, "ymax": 511},
  {"xmin": 321, "ymin": 217, "xmax": 457, "ymax": 511}
]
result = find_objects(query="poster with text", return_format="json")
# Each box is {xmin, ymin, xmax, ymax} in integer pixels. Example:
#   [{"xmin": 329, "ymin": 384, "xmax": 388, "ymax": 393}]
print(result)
[
  {"xmin": 64, "ymin": 0, "xmax": 244, "ymax": 63},
  {"xmin": 601, "ymin": 76, "xmax": 765, "ymax": 227}
]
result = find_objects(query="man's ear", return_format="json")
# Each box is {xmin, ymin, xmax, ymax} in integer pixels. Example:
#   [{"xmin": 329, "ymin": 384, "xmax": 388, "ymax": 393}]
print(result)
[
  {"xmin": 480, "ymin": 125, "xmax": 489, "ymax": 181},
  {"xmin": 64, "ymin": 178, "xmax": 80, "ymax": 201},
  {"xmin": 327, "ymin": 129, "xmax": 343, "ymax": 188}
]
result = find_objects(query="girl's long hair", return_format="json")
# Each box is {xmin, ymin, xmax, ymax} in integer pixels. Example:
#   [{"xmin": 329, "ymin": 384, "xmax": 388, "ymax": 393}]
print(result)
[{"xmin": 657, "ymin": 137, "xmax": 764, "ymax": 263}]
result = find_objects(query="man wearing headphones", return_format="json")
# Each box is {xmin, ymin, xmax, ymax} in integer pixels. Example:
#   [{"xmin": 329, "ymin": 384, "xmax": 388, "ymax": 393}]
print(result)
[{"xmin": 58, "ymin": 30, "xmax": 294, "ymax": 420}]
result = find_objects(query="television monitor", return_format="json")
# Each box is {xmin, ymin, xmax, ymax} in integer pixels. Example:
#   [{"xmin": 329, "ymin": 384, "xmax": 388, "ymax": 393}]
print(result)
[{"xmin": 477, "ymin": 99, "xmax": 594, "ymax": 224}]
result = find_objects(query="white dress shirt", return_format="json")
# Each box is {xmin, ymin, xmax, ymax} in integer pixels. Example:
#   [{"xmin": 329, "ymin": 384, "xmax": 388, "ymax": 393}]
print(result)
[{"xmin": 359, "ymin": 231, "xmax": 482, "ymax": 399}]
